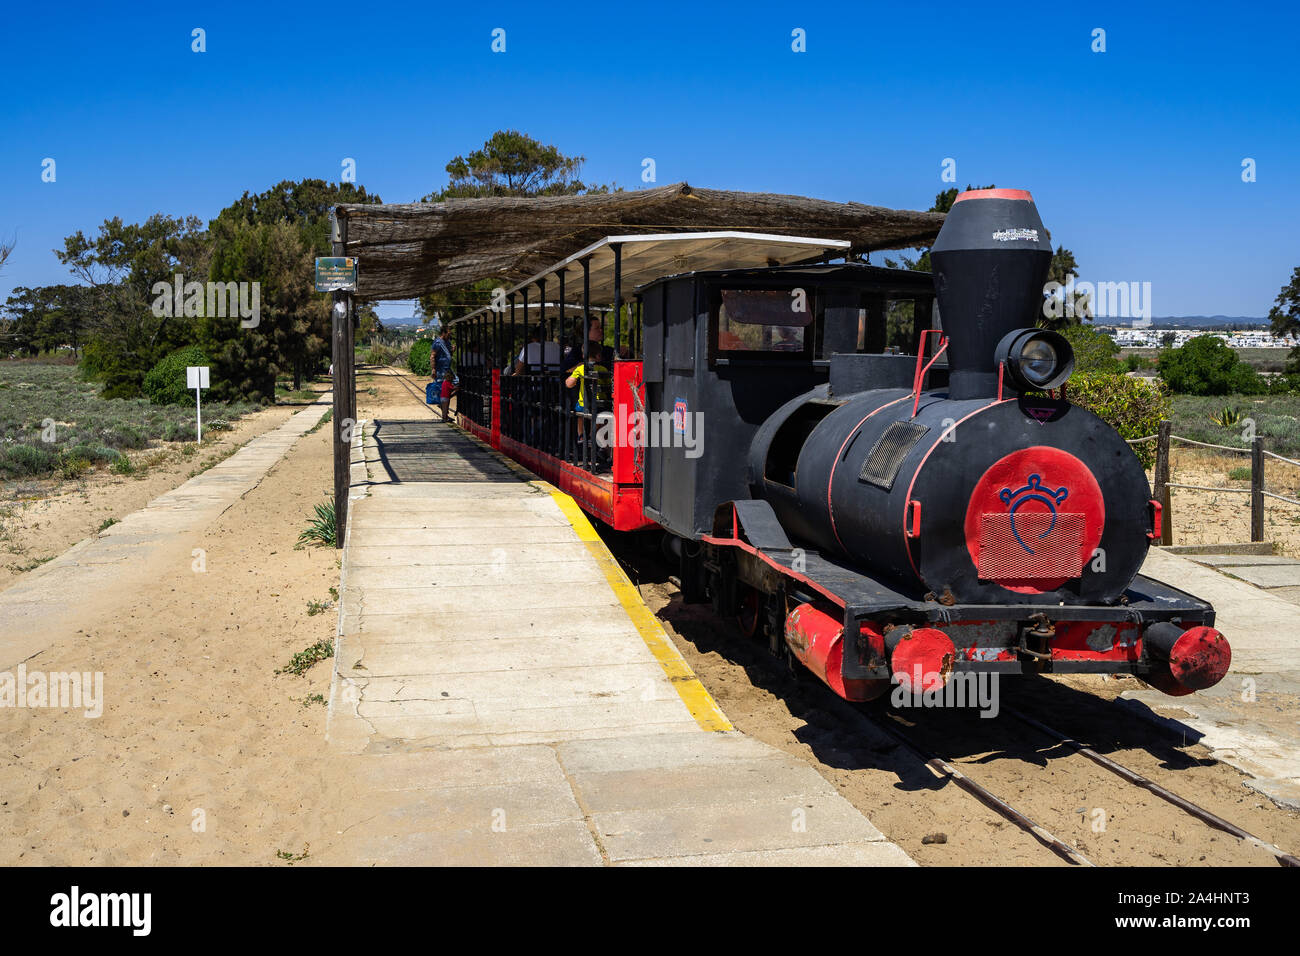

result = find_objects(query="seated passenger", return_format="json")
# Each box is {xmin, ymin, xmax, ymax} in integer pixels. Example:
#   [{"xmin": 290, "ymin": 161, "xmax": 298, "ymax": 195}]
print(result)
[
  {"xmin": 512, "ymin": 324, "xmax": 562, "ymax": 375},
  {"xmin": 563, "ymin": 316, "xmax": 605, "ymax": 372},
  {"xmin": 565, "ymin": 344, "xmax": 612, "ymax": 447}
]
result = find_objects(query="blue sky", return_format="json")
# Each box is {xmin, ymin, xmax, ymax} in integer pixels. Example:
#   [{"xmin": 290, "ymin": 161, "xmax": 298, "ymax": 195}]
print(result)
[{"xmin": 2, "ymin": 0, "xmax": 1297, "ymax": 321}]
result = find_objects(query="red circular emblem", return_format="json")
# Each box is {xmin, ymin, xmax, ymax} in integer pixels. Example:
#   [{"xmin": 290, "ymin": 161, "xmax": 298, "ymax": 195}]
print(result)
[{"xmin": 964, "ymin": 446, "xmax": 1105, "ymax": 593}]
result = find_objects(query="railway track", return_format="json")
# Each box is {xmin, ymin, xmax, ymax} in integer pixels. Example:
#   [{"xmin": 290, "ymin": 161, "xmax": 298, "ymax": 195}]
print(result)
[{"xmin": 852, "ymin": 703, "xmax": 1299, "ymax": 867}]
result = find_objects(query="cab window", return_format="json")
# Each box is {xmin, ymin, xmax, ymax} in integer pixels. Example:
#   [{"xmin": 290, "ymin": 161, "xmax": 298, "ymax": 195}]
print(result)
[{"xmin": 716, "ymin": 289, "xmax": 814, "ymax": 354}]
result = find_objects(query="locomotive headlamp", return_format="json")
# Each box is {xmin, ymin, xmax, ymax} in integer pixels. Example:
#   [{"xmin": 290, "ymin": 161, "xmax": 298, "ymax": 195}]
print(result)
[{"xmin": 995, "ymin": 328, "xmax": 1075, "ymax": 391}]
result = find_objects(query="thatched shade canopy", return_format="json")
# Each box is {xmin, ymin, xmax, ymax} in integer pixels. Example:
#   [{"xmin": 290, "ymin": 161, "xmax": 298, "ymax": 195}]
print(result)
[{"xmin": 333, "ymin": 182, "xmax": 944, "ymax": 301}]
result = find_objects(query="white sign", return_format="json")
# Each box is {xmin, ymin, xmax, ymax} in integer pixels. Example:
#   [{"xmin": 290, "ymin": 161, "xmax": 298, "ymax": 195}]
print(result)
[{"xmin": 186, "ymin": 366, "xmax": 210, "ymax": 443}]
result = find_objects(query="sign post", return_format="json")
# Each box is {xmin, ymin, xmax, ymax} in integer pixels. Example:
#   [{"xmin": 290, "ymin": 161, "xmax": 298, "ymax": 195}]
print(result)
[{"xmin": 186, "ymin": 366, "xmax": 210, "ymax": 443}]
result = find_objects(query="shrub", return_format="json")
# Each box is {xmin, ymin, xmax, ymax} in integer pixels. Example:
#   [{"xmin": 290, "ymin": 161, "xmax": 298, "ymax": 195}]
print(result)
[
  {"xmin": 408, "ymin": 339, "xmax": 432, "ymax": 377},
  {"xmin": 163, "ymin": 420, "xmax": 197, "ymax": 442},
  {"xmin": 0, "ymin": 443, "xmax": 58, "ymax": 478},
  {"xmin": 1060, "ymin": 323, "xmax": 1123, "ymax": 374},
  {"xmin": 100, "ymin": 424, "xmax": 147, "ymax": 449},
  {"xmin": 1067, "ymin": 372, "xmax": 1170, "ymax": 468},
  {"xmin": 1157, "ymin": 335, "xmax": 1267, "ymax": 395},
  {"xmin": 62, "ymin": 442, "xmax": 120, "ymax": 465},
  {"xmin": 365, "ymin": 343, "xmax": 402, "ymax": 366},
  {"xmin": 143, "ymin": 346, "xmax": 210, "ymax": 406},
  {"xmin": 1124, "ymin": 352, "xmax": 1150, "ymax": 372},
  {"xmin": 59, "ymin": 455, "xmax": 92, "ymax": 479}
]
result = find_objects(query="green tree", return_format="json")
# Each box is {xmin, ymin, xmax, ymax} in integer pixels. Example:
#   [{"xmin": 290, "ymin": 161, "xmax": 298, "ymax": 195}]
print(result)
[
  {"xmin": 1040, "ymin": 246, "xmax": 1091, "ymax": 330},
  {"xmin": 207, "ymin": 179, "xmax": 382, "ymax": 393},
  {"xmin": 419, "ymin": 132, "xmax": 611, "ymax": 321},
  {"xmin": 1267, "ymin": 266, "xmax": 1300, "ymax": 372},
  {"xmin": 1157, "ymin": 335, "xmax": 1266, "ymax": 395},
  {"xmin": 0, "ymin": 284, "xmax": 95, "ymax": 357},
  {"xmin": 202, "ymin": 218, "xmax": 321, "ymax": 402},
  {"xmin": 57, "ymin": 214, "xmax": 207, "ymax": 397},
  {"xmin": 424, "ymin": 130, "xmax": 596, "ymax": 201},
  {"xmin": 215, "ymin": 179, "xmax": 380, "ymax": 257}
]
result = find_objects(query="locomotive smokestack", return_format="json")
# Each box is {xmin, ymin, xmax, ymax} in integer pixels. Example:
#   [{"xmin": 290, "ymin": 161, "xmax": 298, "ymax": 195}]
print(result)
[{"xmin": 930, "ymin": 188, "xmax": 1053, "ymax": 399}]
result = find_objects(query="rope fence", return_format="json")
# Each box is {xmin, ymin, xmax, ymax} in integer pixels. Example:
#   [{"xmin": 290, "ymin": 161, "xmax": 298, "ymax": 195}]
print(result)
[{"xmin": 1145, "ymin": 419, "xmax": 1300, "ymax": 546}]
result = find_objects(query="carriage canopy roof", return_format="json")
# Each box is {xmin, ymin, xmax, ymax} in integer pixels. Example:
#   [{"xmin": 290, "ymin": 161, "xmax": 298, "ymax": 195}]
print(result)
[
  {"xmin": 449, "ymin": 232, "xmax": 852, "ymax": 326},
  {"xmin": 332, "ymin": 182, "xmax": 945, "ymax": 301}
]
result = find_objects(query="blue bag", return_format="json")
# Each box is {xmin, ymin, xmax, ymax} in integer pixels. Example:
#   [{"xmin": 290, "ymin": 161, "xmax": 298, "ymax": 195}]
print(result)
[{"xmin": 425, "ymin": 382, "xmax": 437, "ymax": 405}]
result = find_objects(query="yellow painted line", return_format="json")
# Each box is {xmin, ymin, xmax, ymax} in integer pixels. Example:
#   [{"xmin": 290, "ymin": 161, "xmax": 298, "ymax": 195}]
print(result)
[{"xmin": 537, "ymin": 481, "xmax": 734, "ymax": 732}]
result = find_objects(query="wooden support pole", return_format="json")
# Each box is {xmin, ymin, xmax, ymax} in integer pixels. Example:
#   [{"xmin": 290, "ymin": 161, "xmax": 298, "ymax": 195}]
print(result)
[
  {"xmin": 331, "ymin": 212, "xmax": 350, "ymax": 549},
  {"xmin": 1252, "ymin": 433, "xmax": 1265, "ymax": 543},
  {"xmin": 1153, "ymin": 419, "xmax": 1172, "ymax": 546}
]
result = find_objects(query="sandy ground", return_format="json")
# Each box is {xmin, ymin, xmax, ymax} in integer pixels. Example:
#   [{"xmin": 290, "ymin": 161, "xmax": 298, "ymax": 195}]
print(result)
[
  {"xmin": 0, "ymin": 401, "xmax": 308, "ymax": 591},
  {"xmin": 0, "ymin": 396, "xmax": 345, "ymax": 864},
  {"xmin": 1158, "ymin": 448, "xmax": 1300, "ymax": 553}
]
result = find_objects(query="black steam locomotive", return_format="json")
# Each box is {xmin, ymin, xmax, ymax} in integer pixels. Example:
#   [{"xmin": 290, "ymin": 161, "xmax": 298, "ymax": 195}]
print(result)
[{"xmin": 639, "ymin": 189, "xmax": 1230, "ymax": 700}]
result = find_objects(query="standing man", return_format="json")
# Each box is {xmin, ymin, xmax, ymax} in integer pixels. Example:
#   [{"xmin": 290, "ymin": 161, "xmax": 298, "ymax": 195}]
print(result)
[{"xmin": 431, "ymin": 325, "xmax": 456, "ymax": 422}]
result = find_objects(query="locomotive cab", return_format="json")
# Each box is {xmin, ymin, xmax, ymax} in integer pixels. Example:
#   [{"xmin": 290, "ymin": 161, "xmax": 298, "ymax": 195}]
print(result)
[{"xmin": 639, "ymin": 263, "xmax": 938, "ymax": 538}]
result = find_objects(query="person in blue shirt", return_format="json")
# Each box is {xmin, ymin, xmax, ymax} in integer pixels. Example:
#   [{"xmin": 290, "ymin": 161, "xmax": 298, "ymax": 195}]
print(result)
[{"xmin": 431, "ymin": 326, "xmax": 456, "ymax": 422}]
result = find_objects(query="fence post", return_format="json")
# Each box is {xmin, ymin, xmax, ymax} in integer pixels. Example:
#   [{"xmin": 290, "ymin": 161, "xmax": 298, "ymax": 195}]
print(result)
[
  {"xmin": 1154, "ymin": 419, "xmax": 1172, "ymax": 545},
  {"xmin": 1251, "ymin": 434, "xmax": 1265, "ymax": 542}
]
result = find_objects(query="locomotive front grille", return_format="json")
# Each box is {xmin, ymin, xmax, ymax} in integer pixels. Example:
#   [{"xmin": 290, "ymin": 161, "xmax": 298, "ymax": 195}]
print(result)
[{"xmin": 977, "ymin": 512, "xmax": 1086, "ymax": 579}]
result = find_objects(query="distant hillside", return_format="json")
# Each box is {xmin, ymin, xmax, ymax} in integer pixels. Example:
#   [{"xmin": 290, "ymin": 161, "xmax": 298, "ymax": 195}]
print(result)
[{"xmin": 1149, "ymin": 315, "xmax": 1269, "ymax": 328}]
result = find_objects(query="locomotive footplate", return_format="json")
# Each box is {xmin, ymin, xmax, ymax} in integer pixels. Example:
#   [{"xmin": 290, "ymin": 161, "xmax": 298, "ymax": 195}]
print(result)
[{"xmin": 733, "ymin": 542, "xmax": 1215, "ymax": 682}]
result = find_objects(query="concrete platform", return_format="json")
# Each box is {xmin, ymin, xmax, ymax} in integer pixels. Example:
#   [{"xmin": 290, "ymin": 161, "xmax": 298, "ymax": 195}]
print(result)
[
  {"xmin": 1131, "ymin": 547, "xmax": 1300, "ymax": 809},
  {"xmin": 1174, "ymin": 548, "xmax": 1300, "ymax": 604},
  {"xmin": 322, "ymin": 418, "xmax": 913, "ymax": 866}
]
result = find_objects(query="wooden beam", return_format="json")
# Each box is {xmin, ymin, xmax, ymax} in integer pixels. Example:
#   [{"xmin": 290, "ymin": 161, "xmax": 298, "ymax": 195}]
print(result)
[{"xmin": 331, "ymin": 213, "xmax": 350, "ymax": 548}]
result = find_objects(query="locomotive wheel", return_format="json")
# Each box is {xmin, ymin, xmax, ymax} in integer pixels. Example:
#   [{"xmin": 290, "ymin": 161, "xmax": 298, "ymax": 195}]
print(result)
[{"xmin": 736, "ymin": 586, "xmax": 762, "ymax": 640}]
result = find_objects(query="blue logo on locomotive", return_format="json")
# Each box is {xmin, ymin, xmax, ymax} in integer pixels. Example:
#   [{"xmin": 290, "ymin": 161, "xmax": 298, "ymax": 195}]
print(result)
[{"xmin": 998, "ymin": 474, "xmax": 1069, "ymax": 554}]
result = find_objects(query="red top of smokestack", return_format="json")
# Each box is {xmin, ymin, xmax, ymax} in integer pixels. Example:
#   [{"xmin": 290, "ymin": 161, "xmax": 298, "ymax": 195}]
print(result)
[{"xmin": 954, "ymin": 188, "xmax": 1034, "ymax": 203}]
